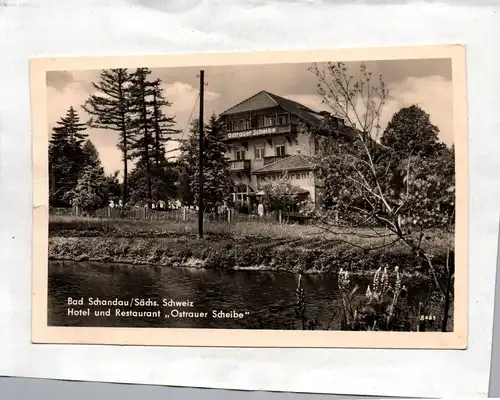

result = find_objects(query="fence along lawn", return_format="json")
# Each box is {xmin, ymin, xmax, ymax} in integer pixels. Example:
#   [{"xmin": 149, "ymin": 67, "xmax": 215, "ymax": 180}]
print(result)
[
  {"xmin": 49, "ymin": 207, "xmax": 452, "ymax": 256},
  {"xmin": 50, "ymin": 206, "xmax": 305, "ymax": 225}
]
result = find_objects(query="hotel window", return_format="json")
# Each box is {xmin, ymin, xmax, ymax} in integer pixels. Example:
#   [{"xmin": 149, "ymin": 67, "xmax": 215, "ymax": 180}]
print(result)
[
  {"xmin": 254, "ymin": 144, "xmax": 265, "ymax": 160},
  {"xmin": 278, "ymin": 115, "xmax": 288, "ymax": 125},
  {"xmin": 275, "ymin": 142, "xmax": 286, "ymax": 157},
  {"xmin": 235, "ymin": 148, "xmax": 246, "ymax": 160},
  {"xmin": 264, "ymin": 116, "xmax": 275, "ymax": 127}
]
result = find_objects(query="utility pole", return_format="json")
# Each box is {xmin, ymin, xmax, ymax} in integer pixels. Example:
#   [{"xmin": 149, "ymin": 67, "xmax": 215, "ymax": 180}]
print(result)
[{"xmin": 198, "ymin": 70, "xmax": 204, "ymax": 239}]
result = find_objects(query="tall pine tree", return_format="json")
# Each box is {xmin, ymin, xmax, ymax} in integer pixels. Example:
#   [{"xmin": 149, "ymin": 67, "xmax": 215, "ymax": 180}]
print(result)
[
  {"xmin": 48, "ymin": 106, "xmax": 88, "ymax": 206},
  {"xmin": 52, "ymin": 106, "xmax": 88, "ymax": 147},
  {"xmin": 128, "ymin": 68, "xmax": 156, "ymax": 207},
  {"xmin": 83, "ymin": 69, "xmax": 133, "ymax": 205},
  {"xmin": 202, "ymin": 114, "xmax": 232, "ymax": 211},
  {"xmin": 177, "ymin": 120, "xmax": 199, "ymax": 207},
  {"xmin": 151, "ymin": 78, "xmax": 181, "ymax": 165},
  {"xmin": 127, "ymin": 69, "xmax": 181, "ymax": 207},
  {"xmin": 178, "ymin": 115, "xmax": 232, "ymax": 211}
]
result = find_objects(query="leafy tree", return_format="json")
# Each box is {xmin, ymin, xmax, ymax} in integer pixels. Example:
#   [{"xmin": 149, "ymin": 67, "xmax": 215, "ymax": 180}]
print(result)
[
  {"xmin": 66, "ymin": 143, "xmax": 107, "ymax": 210},
  {"xmin": 76, "ymin": 139, "xmax": 123, "ymax": 206},
  {"xmin": 381, "ymin": 105, "xmax": 446, "ymax": 158},
  {"xmin": 48, "ymin": 106, "xmax": 88, "ymax": 206},
  {"xmin": 82, "ymin": 139, "xmax": 99, "ymax": 167},
  {"xmin": 83, "ymin": 68, "xmax": 133, "ymax": 205},
  {"xmin": 305, "ymin": 62, "xmax": 455, "ymax": 330},
  {"xmin": 104, "ymin": 170, "xmax": 122, "ymax": 204},
  {"xmin": 261, "ymin": 173, "xmax": 300, "ymax": 214}
]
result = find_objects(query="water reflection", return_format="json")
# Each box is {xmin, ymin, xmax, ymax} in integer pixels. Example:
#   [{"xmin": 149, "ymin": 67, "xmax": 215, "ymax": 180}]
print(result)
[
  {"xmin": 48, "ymin": 260, "xmax": 353, "ymax": 330},
  {"xmin": 48, "ymin": 260, "xmax": 435, "ymax": 330}
]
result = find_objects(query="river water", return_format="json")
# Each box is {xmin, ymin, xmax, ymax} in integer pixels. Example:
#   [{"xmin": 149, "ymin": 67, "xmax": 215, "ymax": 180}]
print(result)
[{"xmin": 48, "ymin": 260, "xmax": 430, "ymax": 330}]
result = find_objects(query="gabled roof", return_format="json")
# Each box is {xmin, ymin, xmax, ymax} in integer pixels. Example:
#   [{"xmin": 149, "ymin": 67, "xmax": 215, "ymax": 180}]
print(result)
[
  {"xmin": 220, "ymin": 90, "xmax": 324, "ymax": 127},
  {"xmin": 220, "ymin": 91, "xmax": 279, "ymax": 116},
  {"xmin": 252, "ymin": 154, "xmax": 314, "ymax": 175}
]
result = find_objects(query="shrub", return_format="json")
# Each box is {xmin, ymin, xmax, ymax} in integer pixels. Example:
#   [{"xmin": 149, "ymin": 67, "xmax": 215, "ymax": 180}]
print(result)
[{"xmin": 338, "ymin": 266, "xmax": 410, "ymax": 331}]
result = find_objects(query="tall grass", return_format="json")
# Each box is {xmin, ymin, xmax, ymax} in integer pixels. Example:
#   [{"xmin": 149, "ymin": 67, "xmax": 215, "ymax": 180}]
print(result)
[{"xmin": 49, "ymin": 214, "xmax": 452, "ymax": 254}]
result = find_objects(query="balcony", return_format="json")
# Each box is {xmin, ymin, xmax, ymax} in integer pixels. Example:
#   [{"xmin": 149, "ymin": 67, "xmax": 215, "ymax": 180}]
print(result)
[
  {"xmin": 229, "ymin": 159, "xmax": 251, "ymax": 172},
  {"xmin": 225, "ymin": 124, "xmax": 296, "ymax": 141},
  {"xmin": 263, "ymin": 155, "xmax": 289, "ymax": 166}
]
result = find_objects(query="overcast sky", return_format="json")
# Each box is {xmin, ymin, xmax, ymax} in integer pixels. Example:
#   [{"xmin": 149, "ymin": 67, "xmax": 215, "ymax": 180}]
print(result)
[{"xmin": 47, "ymin": 58, "xmax": 453, "ymax": 178}]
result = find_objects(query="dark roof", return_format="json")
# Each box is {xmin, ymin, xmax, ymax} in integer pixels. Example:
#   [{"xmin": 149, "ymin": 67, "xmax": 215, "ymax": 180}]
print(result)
[
  {"xmin": 220, "ymin": 90, "xmax": 324, "ymax": 127},
  {"xmin": 221, "ymin": 91, "xmax": 278, "ymax": 115},
  {"xmin": 290, "ymin": 186, "xmax": 310, "ymax": 195},
  {"xmin": 252, "ymin": 154, "xmax": 314, "ymax": 175}
]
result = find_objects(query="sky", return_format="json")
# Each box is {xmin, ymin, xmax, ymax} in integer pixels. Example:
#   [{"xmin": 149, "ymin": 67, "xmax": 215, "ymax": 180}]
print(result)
[{"xmin": 46, "ymin": 58, "xmax": 453, "ymax": 178}]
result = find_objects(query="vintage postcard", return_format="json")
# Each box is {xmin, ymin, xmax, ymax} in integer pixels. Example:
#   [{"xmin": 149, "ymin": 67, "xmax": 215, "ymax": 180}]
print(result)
[{"xmin": 31, "ymin": 45, "xmax": 468, "ymax": 348}]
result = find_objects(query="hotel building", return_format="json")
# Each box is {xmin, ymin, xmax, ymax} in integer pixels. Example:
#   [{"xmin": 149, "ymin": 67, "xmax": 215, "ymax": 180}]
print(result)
[{"xmin": 220, "ymin": 90, "xmax": 349, "ymax": 208}]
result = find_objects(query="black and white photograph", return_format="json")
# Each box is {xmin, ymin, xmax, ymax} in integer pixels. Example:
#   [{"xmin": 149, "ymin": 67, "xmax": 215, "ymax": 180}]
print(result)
[{"xmin": 31, "ymin": 46, "xmax": 468, "ymax": 348}]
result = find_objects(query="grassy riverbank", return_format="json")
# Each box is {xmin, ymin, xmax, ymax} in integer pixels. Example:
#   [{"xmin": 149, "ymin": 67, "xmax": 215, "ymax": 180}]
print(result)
[{"xmin": 49, "ymin": 215, "xmax": 453, "ymax": 277}]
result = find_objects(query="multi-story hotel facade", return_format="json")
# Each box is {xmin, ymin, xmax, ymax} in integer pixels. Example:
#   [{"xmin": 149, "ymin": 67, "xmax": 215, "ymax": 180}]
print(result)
[{"xmin": 220, "ymin": 90, "xmax": 348, "ymax": 209}]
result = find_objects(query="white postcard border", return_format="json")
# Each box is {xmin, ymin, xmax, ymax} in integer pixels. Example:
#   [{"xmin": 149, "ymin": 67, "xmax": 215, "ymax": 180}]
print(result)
[{"xmin": 32, "ymin": 45, "xmax": 468, "ymax": 349}]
